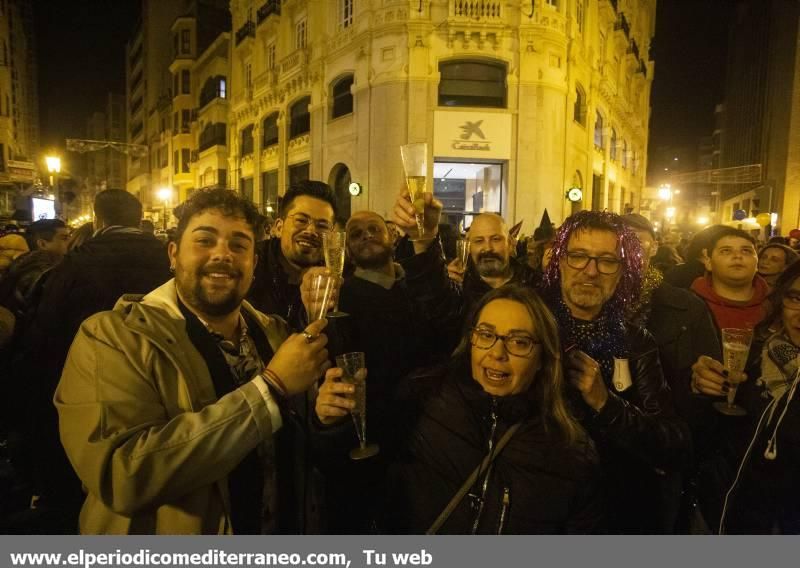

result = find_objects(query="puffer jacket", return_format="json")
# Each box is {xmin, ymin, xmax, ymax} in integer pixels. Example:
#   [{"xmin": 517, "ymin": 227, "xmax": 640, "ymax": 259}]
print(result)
[{"xmin": 55, "ymin": 280, "xmax": 289, "ymax": 534}]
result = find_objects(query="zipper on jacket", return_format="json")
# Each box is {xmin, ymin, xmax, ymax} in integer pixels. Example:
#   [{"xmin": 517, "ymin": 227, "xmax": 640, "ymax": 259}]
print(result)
[
  {"xmin": 496, "ymin": 486, "xmax": 510, "ymax": 535},
  {"xmin": 470, "ymin": 398, "xmax": 499, "ymax": 534}
]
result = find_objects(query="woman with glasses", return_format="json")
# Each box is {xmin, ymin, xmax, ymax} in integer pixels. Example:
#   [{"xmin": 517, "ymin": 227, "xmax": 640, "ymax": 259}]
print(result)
[
  {"xmin": 711, "ymin": 260, "xmax": 800, "ymax": 533},
  {"xmin": 377, "ymin": 286, "xmax": 603, "ymax": 533}
]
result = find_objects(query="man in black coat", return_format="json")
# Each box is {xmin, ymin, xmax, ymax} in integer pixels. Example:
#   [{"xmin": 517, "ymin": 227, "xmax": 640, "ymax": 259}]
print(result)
[
  {"xmin": 248, "ymin": 181, "xmax": 337, "ymax": 331},
  {"xmin": 11, "ymin": 189, "xmax": 171, "ymax": 533}
]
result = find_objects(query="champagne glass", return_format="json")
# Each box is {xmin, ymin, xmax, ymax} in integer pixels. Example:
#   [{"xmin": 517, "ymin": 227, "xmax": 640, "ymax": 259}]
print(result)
[
  {"xmin": 307, "ymin": 273, "xmax": 336, "ymax": 322},
  {"xmin": 713, "ymin": 327, "xmax": 753, "ymax": 416},
  {"xmin": 336, "ymin": 352, "xmax": 379, "ymax": 460},
  {"xmin": 456, "ymin": 238, "xmax": 470, "ymax": 269},
  {"xmin": 400, "ymin": 142, "xmax": 429, "ymax": 241},
  {"xmin": 322, "ymin": 231, "xmax": 348, "ymax": 317}
]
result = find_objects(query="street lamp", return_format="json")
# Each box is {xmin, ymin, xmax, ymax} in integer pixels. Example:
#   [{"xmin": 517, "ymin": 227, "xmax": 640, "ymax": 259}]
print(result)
[{"xmin": 157, "ymin": 186, "xmax": 173, "ymax": 230}]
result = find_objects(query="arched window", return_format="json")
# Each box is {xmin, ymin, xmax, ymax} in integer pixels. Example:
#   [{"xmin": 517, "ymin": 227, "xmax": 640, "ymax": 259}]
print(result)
[
  {"xmin": 262, "ymin": 112, "xmax": 279, "ymax": 147},
  {"xmin": 574, "ymin": 83, "xmax": 586, "ymax": 126},
  {"xmin": 240, "ymin": 124, "xmax": 254, "ymax": 156},
  {"xmin": 331, "ymin": 75, "xmax": 354, "ymax": 119},
  {"xmin": 289, "ymin": 96, "xmax": 311, "ymax": 138},
  {"xmin": 610, "ymin": 127, "xmax": 617, "ymax": 160},
  {"xmin": 438, "ymin": 60, "xmax": 506, "ymax": 108},
  {"xmin": 594, "ymin": 111, "xmax": 604, "ymax": 148}
]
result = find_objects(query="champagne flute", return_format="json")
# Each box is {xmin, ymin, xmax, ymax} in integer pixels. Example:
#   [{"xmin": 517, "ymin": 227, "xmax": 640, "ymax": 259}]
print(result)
[
  {"xmin": 307, "ymin": 273, "xmax": 336, "ymax": 322},
  {"xmin": 456, "ymin": 238, "xmax": 470, "ymax": 269},
  {"xmin": 400, "ymin": 142, "xmax": 429, "ymax": 241},
  {"xmin": 713, "ymin": 327, "xmax": 753, "ymax": 416},
  {"xmin": 336, "ymin": 352, "xmax": 379, "ymax": 460},
  {"xmin": 322, "ymin": 231, "xmax": 348, "ymax": 317}
]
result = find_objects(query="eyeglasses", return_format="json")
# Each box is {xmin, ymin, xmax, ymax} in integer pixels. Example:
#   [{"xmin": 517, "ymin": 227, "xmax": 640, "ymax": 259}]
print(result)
[
  {"xmin": 783, "ymin": 292, "xmax": 800, "ymax": 310},
  {"xmin": 470, "ymin": 328, "xmax": 540, "ymax": 357},
  {"xmin": 565, "ymin": 252, "xmax": 622, "ymax": 275},
  {"xmin": 287, "ymin": 213, "xmax": 333, "ymax": 234}
]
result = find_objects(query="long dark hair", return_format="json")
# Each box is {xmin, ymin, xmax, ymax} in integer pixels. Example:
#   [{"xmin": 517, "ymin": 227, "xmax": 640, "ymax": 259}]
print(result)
[{"xmin": 452, "ymin": 285, "xmax": 583, "ymax": 446}]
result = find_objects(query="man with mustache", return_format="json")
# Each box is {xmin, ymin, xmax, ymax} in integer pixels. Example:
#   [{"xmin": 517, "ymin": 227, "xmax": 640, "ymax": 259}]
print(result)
[
  {"xmin": 56, "ymin": 188, "xmax": 331, "ymax": 534},
  {"xmin": 248, "ymin": 180, "xmax": 337, "ymax": 330}
]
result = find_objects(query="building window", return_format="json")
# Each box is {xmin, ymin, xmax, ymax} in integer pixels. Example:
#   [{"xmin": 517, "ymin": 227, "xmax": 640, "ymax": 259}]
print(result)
[
  {"xmin": 182, "ymin": 148, "xmax": 190, "ymax": 173},
  {"xmin": 199, "ymin": 123, "xmax": 226, "ymax": 152},
  {"xmin": 296, "ymin": 19, "xmax": 307, "ymax": 49},
  {"xmin": 174, "ymin": 150, "xmax": 179, "ymax": 174},
  {"xmin": 267, "ymin": 43, "xmax": 276, "ymax": 70},
  {"xmin": 340, "ymin": 0, "xmax": 354, "ymax": 30},
  {"xmin": 594, "ymin": 111, "xmax": 604, "ymax": 149},
  {"xmin": 262, "ymin": 112, "xmax": 279, "ymax": 147},
  {"xmin": 181, "ymin": 29, "xmax": 190, "ymax": 54},
  {"xmin": 241, "ymin": 124, "xmax": 255, "ymax": 156},
  {"xmin": 576, "ymin": 0, "xmax": 584, "ymax": 34},
  {"xmin": 622, "ymin": 140, "xmax": 628, "ymax": 169},
  {"xmin": 289, "ymin": 162, "xmax": 310, "ymax": 186},
  {"xmin": 610, "ymin": 127, "xmax": 617, "ymax": 160},
  {"xmin": 220, "ymin": 78, "xmax": 226, "ymax": 98},
  {"xmin": 438, "ymin": 60, "xmax": 506, "ymax": 108},
  {"xmin": 173, "ymin": 73, "xmax": 179, "ymax": 98},
  {"xmin": 574, "ymin": 83, "xmax": 586, "ymax": 126},
  {"xmin": 245, "ymin": 62, "xmax": 252, "ymax": 87},
  {"xmin": 241, "ymin": 177, "xmax": 254, "ymax": 201},
  {"xmin": 181, "ymin": 109, "xmax": 191, "ymax": 133},
  {"xmin": 200, "ymin": 76, "xmax": 227, "ymax": 107},
  {"xmin": 289, "ymin": 96, "xmax": 311, "ymax": 138},
  {"xmin": 181, "ymin": 69, "xmax": 190, "ymax": 94},
  {"xmin": 331, "ymin": 75, "xmax": 354, "ymax": 119},
  {"xmin": 546, "ymin": 0, "xmax": 558, "ymax": 8},
  {"xmin": 262, "ymin": 169, "xmax": 279, "ymax": 212}
]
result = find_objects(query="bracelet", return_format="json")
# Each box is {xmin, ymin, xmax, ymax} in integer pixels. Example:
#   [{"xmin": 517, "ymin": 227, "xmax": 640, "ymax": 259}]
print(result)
[{"xmin": 261, "ymin": 368, "xmax": 288, "ymax": 398}]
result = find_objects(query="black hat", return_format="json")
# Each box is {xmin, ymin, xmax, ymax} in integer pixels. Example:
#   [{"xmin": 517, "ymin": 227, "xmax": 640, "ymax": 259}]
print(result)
[{"xmin": 533, "ymin": 209, "xmax": 555, "ymax": 243}]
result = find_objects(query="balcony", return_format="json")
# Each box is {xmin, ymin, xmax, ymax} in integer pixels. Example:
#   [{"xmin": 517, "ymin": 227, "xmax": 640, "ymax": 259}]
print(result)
[
  {"xmin": 280, "ymin": 48, "xmax": 308, "ymax": 76},
  {"xmin": 236, "ymin": 21, "xmax": 256, "ymax": 46},
  {"xmin": 257, "ymin": 0, "xmax": 280, "ymax": 25},
  {"xmin": 449, "ymin": 0, "xmax": 502, "ymax": 22}
]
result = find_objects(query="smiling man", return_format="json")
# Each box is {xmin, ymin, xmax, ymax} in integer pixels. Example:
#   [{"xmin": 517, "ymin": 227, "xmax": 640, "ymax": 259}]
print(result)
[
  {"xmin": 541, "ymin": 210, "xmax": 690, "ymax": 533},
  {"xmin": 55, "ymin": 189, "xmax": 331, "ymax": 534},
  {"xmin": 691, "ymin": 227, "xmax": 769, "ymax": 331},
  {"xmin": 248, "ymin": 180, "xmax": 338, "ymax": 330}
]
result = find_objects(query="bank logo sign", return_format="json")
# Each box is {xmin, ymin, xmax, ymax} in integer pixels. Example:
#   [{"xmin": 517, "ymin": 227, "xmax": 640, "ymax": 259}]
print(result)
[{"xmin": 434, "ymin": 111, "xmax": 510, "ymax": 158}]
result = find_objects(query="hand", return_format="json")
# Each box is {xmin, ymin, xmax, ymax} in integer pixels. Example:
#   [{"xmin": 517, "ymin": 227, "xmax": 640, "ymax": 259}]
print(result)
[
  {"xmin": 447, "ymin": 258, "xmax": 465, "ymax": 284},
  {"xmin": 266, "ymin": 318, "xmax": 331, "ymax": 396},
  {"xmin": 391, "ymin": 189, "xmax": 443, "ymax": 252},
  {"xmin": 300, "ymin": 267, "xmax": 340, "ymax": 321},
  {"xmin": 314, "ymin": 367, "xmax": 360, "ymax": 425},
  {"xmin": 690, "ymin": 355, "xmax": 746, "ymax": 397},
  {"xmin": 566, "ymin": 350, "xmax": 609, "ymax": 412}
]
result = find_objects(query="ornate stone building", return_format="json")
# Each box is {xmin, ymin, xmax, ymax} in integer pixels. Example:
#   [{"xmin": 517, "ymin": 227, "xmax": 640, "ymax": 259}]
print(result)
[{"xmin": 227, "ymin": 0, "xmax": 655, "ymax": 229}]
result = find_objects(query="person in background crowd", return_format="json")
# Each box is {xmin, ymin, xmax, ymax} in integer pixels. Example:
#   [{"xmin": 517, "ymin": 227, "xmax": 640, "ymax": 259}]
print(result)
[
  {"xmin": 55, "ymin": 188, "xmax": 331, "ymax": 534},
  {"xmin": 139, "ymin": 218, "xmax": 156, "ymax": 236},
  {"xmin": 248, "ymin": 180, "xmax": 337, "ymax": 331},
  {"xmin": 767, "ymin": 236, "xmax": 787, "ymax": 245},
  {"xmin": 525, "ymin": 210, "xmax": 556, "ymax": 278},
  {"xmin": 691, "ymin": 227, "xmax": 769, "ymax": 332},
  {"xmin": 665, "ymin": 225, "xmax": 728, "ymax": 289},
  {"xmin": 25, "ymin": 219, "xmax": 70, "ymax": 257},
  {"xmin": 67, "ymin": 223, "xmax": 94, "ymax": 252},
  {"xmin": 757, "ymin": 243, "xmax": 798, "ymax": 287},
  {"xmin": 322, "ymin": 286, "xmax": 604, "ymax": 534},
  {"xmin": 651, "ymin": 244, "xmax": 684, "ymax": 276},
  {"xmin": 540, "ymin": 210, "xmax": 691, "ymax": 533},
  {"xmin": 10, "ymin": 189, "xmax": 171, "ymax": 533},
  {"xmin": 787, "ymin": 228, "xmax": 800, "ymax": 251},
  {"xmin": 0, "ymin": 233, "xmax": 29, "ymax": 276}
]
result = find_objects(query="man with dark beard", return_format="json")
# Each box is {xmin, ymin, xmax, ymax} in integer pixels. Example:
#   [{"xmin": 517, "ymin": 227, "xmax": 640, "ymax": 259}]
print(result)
[
  {"xmin": 307, "ymin": 211, "xmax": 452, "ymax": 533},
  {"xmin": 248, "ymin": 180, "xmax": 337, "ymax": 330},
  {"xmin": 55, "ymin": 189, "xmax": 331, "ymax": 534}
]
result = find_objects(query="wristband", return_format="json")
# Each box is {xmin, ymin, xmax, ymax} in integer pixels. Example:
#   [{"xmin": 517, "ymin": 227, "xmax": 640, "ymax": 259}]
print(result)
[{"xmin": 261, "ymin": 368, "xmax": 288, "ymax": 398}]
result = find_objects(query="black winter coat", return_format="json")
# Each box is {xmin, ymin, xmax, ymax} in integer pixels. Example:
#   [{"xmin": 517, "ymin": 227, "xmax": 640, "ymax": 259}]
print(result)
[
  {"xmin": 384, "ymin": 365, "xmax": 604, "ymax": 534},
  {"xmin": 248, "ymin": 238, "xmax": 307, "ymax": 331}
]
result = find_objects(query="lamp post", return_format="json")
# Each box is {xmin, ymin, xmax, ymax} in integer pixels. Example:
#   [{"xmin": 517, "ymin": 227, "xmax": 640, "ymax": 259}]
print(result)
[
  {"xmin": 157, "ymin": 187, "xmax": 173, "ymax": 231},
  {"xmin": 46, "ymin": 156, "xmax": 62, "ymax": 220}
]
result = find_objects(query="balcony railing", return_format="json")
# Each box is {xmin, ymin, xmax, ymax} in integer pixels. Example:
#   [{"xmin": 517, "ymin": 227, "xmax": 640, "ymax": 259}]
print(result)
[
  {"xmin": 257, "ymin": 0, "xmax": 280, "ymax": 25},
  {"xmin": 236, "ymin": 21, "xmax": 256, "ymax": 45},
  {"xmin": 280, "ymin": 48, "xmax": 307, "ymax": 75},
  {"xmin": 449, "ymin": 0, "xmax": 502, "ymax": 21}
]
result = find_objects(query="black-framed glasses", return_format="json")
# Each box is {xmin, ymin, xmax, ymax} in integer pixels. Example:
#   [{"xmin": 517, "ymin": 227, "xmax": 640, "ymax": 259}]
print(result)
[
  {"xmin": 783, "ymin": 292, "xmax": 800, "ymax": 310},
  {"xmin": 287, "ymin": 213, "xmax": 333, "ymax": 234},
  {"xmin": 565, "ymin": 252, "xmax": 622, "ymax": 275},
  {"xmin": 470, "ymin": 328, "xmax": 540, "ymax": 357}
]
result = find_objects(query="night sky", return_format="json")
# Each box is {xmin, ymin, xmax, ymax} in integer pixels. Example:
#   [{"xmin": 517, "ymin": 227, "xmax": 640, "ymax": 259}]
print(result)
[{"xmin": 35, "ymin": 0, "xmax": 735, "ymax": 177}]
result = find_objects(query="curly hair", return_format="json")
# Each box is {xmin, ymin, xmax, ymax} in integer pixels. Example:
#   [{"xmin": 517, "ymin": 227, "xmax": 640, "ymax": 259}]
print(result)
[
  {"xmin": 173, "ymin": 188, "xmax": 265, "ymax": 244},
  {"xmin": 542, "ymin": 210, "xmax": 644, "ymax": 312}
]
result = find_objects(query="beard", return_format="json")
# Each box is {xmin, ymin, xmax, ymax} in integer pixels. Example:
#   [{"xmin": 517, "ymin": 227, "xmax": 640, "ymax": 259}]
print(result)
[
  {"xmin": 564, "ymin": 282, "xmax": 607, "ymax": 313},
  {"xmin": 476, "ymin": 253, "xmax": 509, "ymax": 278},
  {"xmin": 351, "ymin": 241, "xmax": 393, "ymax": 270},
  {"xmin": 176, "ymin": 263, "xmax": 246, "ymax": 317}
]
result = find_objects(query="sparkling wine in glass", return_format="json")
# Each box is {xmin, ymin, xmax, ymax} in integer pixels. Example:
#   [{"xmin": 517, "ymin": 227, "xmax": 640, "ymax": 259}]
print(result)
[
  {"xmin": 307, "ymin": 273, "xmax": 336, "ymax": 322},
  {"xmin": 456, "ymin": 238, "xmax": 470, "ymax": 269},
  {"xmin": 400, "ymin": 143, "xmax": 429, "ymax": 241},
  {"xmin": 336, "ymin": 352, "xmax": 379, "ymax": 460},
  {"xmin": 713, "ymin": 328, "xmax": 753, "ymax": 416},
  {"xmin": 322, "ymin": 231, "xmax": 348, "ymax": 317}
]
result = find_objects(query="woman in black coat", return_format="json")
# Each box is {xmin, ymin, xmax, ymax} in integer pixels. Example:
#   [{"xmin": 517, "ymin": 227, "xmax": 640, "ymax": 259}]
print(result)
[{"xmin": 316, "ymin": 286, "xmax": 603, "ymax": 534}]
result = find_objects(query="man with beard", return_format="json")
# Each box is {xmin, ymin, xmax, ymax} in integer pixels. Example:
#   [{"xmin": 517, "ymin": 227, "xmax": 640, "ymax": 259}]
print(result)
[
  {"xmin": 248, "ymin": 180, "xmax": 337, "ymax": 330},
  {"xmin": 539, "ymin": 211, "xmax": 690, "ymax": 532},
  {"xmin": 55, "ymin": 188, "xmax": 331, "ymax": 534},
  {"xmin": 307, "ymin": 211, "xmax": 451, "ymax": 532}
]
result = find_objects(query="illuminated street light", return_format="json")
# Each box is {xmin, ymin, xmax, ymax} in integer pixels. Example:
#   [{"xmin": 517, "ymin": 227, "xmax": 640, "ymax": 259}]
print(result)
[
  {"xmin": 658, "ymin": 187, "xmax": 672, "ymax": 201},
  {"xmin": 157, "ymin": 187, "xmax": 174, "ymax": 230},
  {"xmin": 45, "ymin": 156, "xmax": 61, "ymax": 174},
  {"xmin": 697, "ymin": 216, "xmax": 709, "ymax": 225},
  {"xmin": 665, "ymin": 207, "xmax": 676, "ymax": 220}
]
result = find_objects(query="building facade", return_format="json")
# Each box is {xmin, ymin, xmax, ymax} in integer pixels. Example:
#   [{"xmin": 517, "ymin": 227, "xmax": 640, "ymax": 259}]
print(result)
[{"xmin": 227, "ymin": 0, "xmax": 654, "ymax": 230}]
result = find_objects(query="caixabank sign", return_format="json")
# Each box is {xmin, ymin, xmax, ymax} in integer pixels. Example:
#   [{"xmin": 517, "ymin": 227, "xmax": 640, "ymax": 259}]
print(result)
[{"xmin": 433, "ymin": 110, "xmax": 511, "ymax": 160}]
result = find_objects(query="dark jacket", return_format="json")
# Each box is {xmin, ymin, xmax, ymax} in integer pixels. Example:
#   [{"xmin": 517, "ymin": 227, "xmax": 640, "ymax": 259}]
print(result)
[
  {"xmin": 664, "ymin": 260, "xmax": 706, "ymax": 289},
  {"xmin": 572, "ymin": 324, "xmax": 692, "ymax": 533},
  {"xmin": 384, "ymin": 365, "xmax": 604, "ymax": 534},
  {"xmin": 248, "ymin": 238, "xmax": 307, "ymax": 331},
  {"xmin": 11, "ymin": 228, "xmax": 171, "ymax": 526}
]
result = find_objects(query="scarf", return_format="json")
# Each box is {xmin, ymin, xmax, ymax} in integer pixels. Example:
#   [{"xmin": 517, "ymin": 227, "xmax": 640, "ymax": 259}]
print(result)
[{"xmin": 760, "ymin": 332, "xmax": 800, "ymax": 399}]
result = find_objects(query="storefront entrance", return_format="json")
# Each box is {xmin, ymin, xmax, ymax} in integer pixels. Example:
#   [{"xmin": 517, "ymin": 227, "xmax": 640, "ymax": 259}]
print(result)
[{"xmin": 433, "ymin": 161, "xmax": 504, "ymax": 232}]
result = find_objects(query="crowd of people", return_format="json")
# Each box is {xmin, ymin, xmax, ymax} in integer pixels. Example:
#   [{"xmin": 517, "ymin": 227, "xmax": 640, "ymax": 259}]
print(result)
[{"xmin": 1, "ymin": 182, "xmax": 799, "ymax": 535}]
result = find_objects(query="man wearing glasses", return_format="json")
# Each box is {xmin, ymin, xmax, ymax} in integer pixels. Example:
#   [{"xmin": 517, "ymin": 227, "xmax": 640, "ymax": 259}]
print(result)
[
  {"xmin": 248, "ymin": 180, "xmax": 338, "ymax": 330},
  {"xmin": 541, "ymin": 210, "xmax": 690, "ymax": 533}
]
